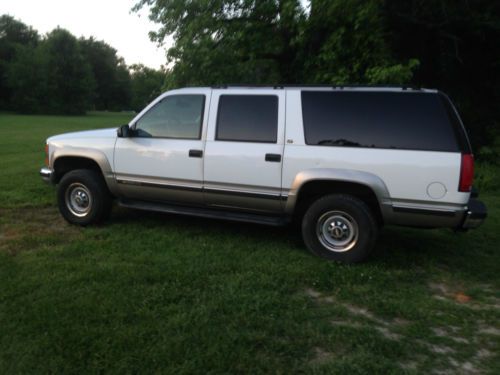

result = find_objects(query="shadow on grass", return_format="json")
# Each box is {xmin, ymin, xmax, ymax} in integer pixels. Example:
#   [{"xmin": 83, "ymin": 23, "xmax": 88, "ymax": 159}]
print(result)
[
  {"xmin": 2, "ymin": 202, "xmax": 496, "ymax": 287},
  {"xmin": 108, "ymin": 205, "xmax": 497, "ymax": 284}
]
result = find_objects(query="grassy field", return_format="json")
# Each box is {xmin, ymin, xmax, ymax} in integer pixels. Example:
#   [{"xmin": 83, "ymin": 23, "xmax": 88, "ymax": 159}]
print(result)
[{"xmin": 0, "ymin": 112, "xmax": 499, "ymax": 374}]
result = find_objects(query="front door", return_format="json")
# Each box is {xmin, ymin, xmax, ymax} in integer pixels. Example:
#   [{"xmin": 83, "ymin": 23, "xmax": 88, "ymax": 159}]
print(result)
[{"xmin": 114, "ymin": 90, "xmax": 210, "ymax": 205}]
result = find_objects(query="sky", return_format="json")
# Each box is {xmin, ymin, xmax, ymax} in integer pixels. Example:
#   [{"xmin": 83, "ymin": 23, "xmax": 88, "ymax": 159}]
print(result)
[{"xmin": 2, "ymin": 0, "xmax": 169, "ymax": 69}]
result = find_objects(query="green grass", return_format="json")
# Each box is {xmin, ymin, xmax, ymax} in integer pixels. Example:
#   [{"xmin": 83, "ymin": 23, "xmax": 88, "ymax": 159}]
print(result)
[{"xmin": 1, "ymin": 113, "xmax": 499, "ymax": 374}]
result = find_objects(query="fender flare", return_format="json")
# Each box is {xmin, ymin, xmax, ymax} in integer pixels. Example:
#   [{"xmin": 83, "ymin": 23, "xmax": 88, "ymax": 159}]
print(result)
[
  {"xmin": 51, "ymin": 147, "xmax": 119, "ymax": 196},
  {"xmin": 285, "ymin": 168, "xmax": 391, "ymax": 216}
]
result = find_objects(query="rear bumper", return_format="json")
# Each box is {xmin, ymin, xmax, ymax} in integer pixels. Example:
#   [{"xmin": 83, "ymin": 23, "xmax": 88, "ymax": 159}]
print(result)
[
  {"xmin": 40, "ymin": 167, "xmax": 54, "ymax": 184},
  {"xmin": 460, "ymin": 198, "xmax": 487, "ymax": 229}
]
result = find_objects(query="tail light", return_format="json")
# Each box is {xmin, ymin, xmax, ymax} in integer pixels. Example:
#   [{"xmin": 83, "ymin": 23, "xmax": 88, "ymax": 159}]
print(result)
[
  {"xmin": 459, "ymin": 154, "xmax": 474, "ymax": 192},
  {"xmin": 44, "ymin": 144, "xmax": 49, "ymax": 166}
]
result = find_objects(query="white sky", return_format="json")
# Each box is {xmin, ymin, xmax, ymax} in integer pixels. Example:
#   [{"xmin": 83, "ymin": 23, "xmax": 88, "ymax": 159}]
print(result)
[{"xmin": 2, "ymin": 0, "xmax": 169, "ymax": 69}]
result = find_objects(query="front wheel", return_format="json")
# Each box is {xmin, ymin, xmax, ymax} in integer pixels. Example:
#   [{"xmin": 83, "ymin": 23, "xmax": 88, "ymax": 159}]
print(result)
[
  {"xmin": 57, "ymin": 169, "xmax": 112, "ymax": 225},
  {"xmin": 302, "ymin": 194, "xmax": 378, "ymax": 263}
]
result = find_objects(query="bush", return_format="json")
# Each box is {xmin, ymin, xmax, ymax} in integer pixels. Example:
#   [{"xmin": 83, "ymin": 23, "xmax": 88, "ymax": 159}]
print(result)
[{"xmin": 475, "ymin": 162, "xmax": 500, "ymax": 192}]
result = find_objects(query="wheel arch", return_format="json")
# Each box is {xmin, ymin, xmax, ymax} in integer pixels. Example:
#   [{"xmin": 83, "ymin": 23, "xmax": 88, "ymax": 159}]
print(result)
[
  {"xmin": 286, "ymin": 169, "xmax": 391, "ymax": 224},
  {"xmin": 51, "ymin": 149, "xmax": 119, "ymax": 196}
]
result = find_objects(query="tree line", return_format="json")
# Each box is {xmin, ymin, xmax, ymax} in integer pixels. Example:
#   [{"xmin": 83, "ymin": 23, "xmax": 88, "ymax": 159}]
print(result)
[
  {"xmin": 2, "ymin": 1, "xmax": 499, "ymax": 149},
  {"xmin": 135, "ymin": 0, "xmax": 499, "ymax": 148},
  {"xmin": 0, "ymin": 15, "xmax": 165, "ymax": 114}
]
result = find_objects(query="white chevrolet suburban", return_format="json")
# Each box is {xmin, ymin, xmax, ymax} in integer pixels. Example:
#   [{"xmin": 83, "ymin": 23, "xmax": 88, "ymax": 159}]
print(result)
[{"xmin": 40, "ymin": 86, "xmax": 487, "ymax": 263}]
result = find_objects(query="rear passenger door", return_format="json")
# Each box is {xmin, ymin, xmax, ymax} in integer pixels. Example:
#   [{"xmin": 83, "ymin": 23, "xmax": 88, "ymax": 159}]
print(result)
[{"xmin": 203, "ymin": 90, "xmax": 285, "ymax": 213}]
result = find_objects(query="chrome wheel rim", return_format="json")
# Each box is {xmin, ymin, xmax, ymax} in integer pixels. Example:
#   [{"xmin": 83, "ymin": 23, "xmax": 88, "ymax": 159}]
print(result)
[
  {"xmin": 65, "ymin": 183, "xmax": 92, "ymax": 217},
  {"xmin": 316, "ymin": 211, "xmax": 358, "ymax": 252}
]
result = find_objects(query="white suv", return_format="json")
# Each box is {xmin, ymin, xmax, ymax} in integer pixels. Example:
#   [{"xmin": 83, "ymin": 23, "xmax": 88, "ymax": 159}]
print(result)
[{"xmin": 40, "ymin": 86, "xmax": 487, "ymax": 263}]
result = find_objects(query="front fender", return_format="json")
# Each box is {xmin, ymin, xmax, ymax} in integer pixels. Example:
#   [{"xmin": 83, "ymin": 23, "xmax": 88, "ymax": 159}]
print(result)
[{"xmin": 50, "ymin": 145, "xmax": 119, "ymax": 196}]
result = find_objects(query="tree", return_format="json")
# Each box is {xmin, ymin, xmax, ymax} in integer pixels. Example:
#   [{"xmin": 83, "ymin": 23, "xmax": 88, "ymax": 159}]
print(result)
[
  {"xmin": 0, "ymin": 15, "xmax": 39, "ymax": 109},
  {"xmin": 133, "ymin": 0, "xmax": 305, "ymax": 87},
  {"xmin": 6, "ymin": 43, "xmax": 48, "ymax": 113},
  {"xmin": 7, "ymin": 28, "xmax": 95, "ymax": 114},
  {"xmin": 129, "ymin": 64, "xmax": 165, "ymax": 111},
  {"xmin": 42, "ymin": 28, "xmax": 95, "ymax": 114},
  {"xmin": 79, "ymin": 37, "xmax": 132, "ymax": 110},
  {"xmin": 383, "ymin": 0, "xmax": 500, "ymax": 147},
  {"xmin": 299, "ymin": 0, "xmax": 418, "ymax": 84}
]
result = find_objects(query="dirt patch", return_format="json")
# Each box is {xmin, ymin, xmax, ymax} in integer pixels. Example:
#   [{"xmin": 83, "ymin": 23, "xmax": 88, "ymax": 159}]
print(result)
[
  {"xmin": 375, "ymin": 326, "xmax": 402, "ymax": 341},
  {"xmin": 431, "ymin": 327, "xmax": 469, "ymax": 344},
  {"xmin": 478, "ymin": 326, "xmax": 500, "ymax": 336},
  {"xmin": 304, "ymin": 286, "xmax": 497, "ymax": 371},
  {"xmin": 304, "ymin": 288, "xmax": 335, "ymax": 304},
  {"xmin": 304, "ymin": 288, "xmax": 322, "ymax": 299},
  {"xmin": 429, "ymin": 282, "xmax": 472, "ymax": 304},
  {"xmin": 310, "ymin": 347, "xmax": 335, "ymax": 365},
  {"xmin": 399, "ymin": 360, "xmax": 418, "ymax": 371},
  {"xmin": 429, "ymin": 281, "xmax": 499, "ymax": 311},
  {"xmin": 428, "ymin": 344, "xmax": 455, "ymax": 355},
  {"xmin": 0, "ymin": 206, "xmax": 82, "ymax": 255},
  {"xmin": 304, "ymin": 288, "xmax": 407, "ymax": 342},
  {"xmin": 343, "ymin": 303, "xmax": 408, "ymax": 329}
]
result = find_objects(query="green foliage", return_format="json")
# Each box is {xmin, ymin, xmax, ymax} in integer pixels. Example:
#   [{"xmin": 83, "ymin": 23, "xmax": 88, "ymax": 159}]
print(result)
[
  {"xmin": 7, "ymin": 28, "xmax": 96, "ymax": 115},
  {"xmin": 0, "ymin": 15, "xmax": 164, "ymax": 114},
  {"xmin": 475, "ymin": 162, "xmax": 500, "ymax": 192},
  {"xmin": 135, "ymin": 0, "xmax": 305, "ymax": 86},
  {"xmin": 79, "ymin": 37, "xmax": 132, "ymax": 111},
  {"xmin": 0, "ymin": 15, "xmax": 39, "ymax": 108},
  {"xmin": 300, "ymin": 0, "xmax": 414, "ymax": 84},
  {"xmin": 6, "ymin": 44, "xmax": 48, "ymax": 113},
  {"xmin": 129, "ymin": 64, "xmax": 165, "ymax": 111},
  {"xmin": 365, "ymin": 59, "xmax": 420, "ymax": 85},
  {"xmin": 41, "ymin": 29, "xmax": 96, "ymax": 115},
  {"xmin": 383, "ymin": 0, "xmax": 500, "ymax": 148}
]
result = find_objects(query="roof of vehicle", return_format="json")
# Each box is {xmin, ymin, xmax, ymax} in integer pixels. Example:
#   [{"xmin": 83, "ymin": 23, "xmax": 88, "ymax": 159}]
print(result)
[{"xmin": 173, "ymin": 85, "xmax": 438, "ymax": 93}]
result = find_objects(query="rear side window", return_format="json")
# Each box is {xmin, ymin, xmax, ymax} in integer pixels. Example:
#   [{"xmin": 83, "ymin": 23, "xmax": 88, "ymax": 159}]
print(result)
[
  {"xmin": 301, "ymin": 91, "xmax": 461, "ymax": 152},
  {"xmin": 216, "ymin": 95, "xmax": 278, "ymax": 143}
]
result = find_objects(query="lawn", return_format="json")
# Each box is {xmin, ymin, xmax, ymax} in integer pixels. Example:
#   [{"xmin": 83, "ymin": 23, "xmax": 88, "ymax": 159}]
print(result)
[{"xmin": 0, "ymin": 112, "xmax": 499, "ymax": 374}]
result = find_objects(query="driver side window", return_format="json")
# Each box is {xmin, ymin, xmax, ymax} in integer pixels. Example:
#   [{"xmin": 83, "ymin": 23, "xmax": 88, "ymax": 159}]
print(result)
[{"xmin": 134, "ymin": 94, "xmax": 205, "ymax": 139}]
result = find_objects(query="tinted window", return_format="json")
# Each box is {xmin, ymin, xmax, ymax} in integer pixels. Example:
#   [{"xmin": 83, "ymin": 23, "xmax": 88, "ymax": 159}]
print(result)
[
  {"xmin": 135, "ymin": 95, "xmax": 205, "ymax": 139},
  {"xmin": 439, "ymin": 93, "xmax": 472, "ymax": 153},
  {"xmin": 216, "ymin": 95, "xmax": 278, "ymax": 143},
  {"xmin": 301, "ymin": 91, "xmax": 460, "ymax": 152}
]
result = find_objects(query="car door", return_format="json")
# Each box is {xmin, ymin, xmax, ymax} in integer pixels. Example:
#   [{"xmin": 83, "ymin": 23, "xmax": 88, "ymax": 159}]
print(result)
[
  {"xmin": 203, "ymin": 89, "xmax": 286, "ymax": 213},
  {"xmin": 114, "ymin": 89, "xmax": 211, "ymax": 205}
]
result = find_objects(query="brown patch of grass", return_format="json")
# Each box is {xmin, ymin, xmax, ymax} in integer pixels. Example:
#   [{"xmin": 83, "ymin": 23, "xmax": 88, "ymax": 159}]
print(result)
[
  {"xmin": 304, "ymin": 288, "xmax": 407, "ymax": 342},
  {"xmin": 429, "ymin": 281, "xmax": 499, "ymax": 311},
  {"xmin": 0, "ymin": 206, "xmax": 82, "ymax": 255}
]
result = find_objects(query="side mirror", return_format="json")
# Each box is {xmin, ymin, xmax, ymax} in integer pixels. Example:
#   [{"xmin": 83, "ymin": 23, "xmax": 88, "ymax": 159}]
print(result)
[{"xmin": 117, "ymin": 124, "xmax": 131, "ymax": 138}]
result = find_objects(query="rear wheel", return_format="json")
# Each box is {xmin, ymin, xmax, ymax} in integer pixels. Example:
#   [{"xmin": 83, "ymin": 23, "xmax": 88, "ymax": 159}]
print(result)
[
  {"xmin": 302, "ymin": 194, "xmax": 378, "ymax": 263},
  {"xmin": 57, "ymin": 169, "xmax": 112, "ymax": 225}
]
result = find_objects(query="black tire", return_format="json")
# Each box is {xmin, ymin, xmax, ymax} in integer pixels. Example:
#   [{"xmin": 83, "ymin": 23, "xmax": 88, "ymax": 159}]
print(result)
[
  {"xmin": 57, "ymin": 169, "xmax": 112, "ymax": 226},
  {"xmin": 301, "ymin": 194, "xmax": 378, "ymax": 263}
]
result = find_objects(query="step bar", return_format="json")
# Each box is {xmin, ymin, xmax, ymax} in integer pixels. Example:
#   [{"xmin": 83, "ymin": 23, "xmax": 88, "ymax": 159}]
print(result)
[{"xmin": 118, "ymin": 199, "xmax": 289, "ymax": 226}]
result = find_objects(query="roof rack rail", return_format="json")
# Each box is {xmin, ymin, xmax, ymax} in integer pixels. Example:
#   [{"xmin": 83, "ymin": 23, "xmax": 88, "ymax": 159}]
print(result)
[{"xmin": 210, "ymin": 84, "xmax": 421, "ymax": 90}]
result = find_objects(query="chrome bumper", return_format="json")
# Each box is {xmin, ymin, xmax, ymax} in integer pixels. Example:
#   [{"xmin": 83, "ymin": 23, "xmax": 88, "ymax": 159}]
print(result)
[
  {"xmin": 40, "ymin": 167, "xmax": 54, "ymax": 183},
  {"xmin": 461, "ymin": 198, "xmax": 487, "ymax": 229}
]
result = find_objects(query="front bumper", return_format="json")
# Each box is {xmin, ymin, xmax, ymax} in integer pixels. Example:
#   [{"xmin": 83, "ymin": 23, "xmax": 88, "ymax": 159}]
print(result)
[
  {"xmin": 40, "ymin": 167, "xmax": 54, "ymax": 183},
  {"xmin": 461, "ymin": 198, "xmax": 487, "ymax": 229}
]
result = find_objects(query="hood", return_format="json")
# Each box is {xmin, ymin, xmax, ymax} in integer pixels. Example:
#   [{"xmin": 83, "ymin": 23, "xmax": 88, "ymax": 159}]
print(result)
[{"xmin": 47, "ymin": 127, "xmax": 118, "ymax": 142}]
